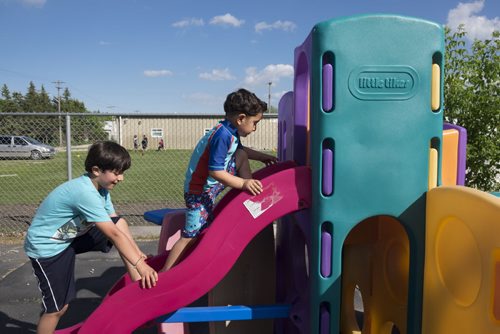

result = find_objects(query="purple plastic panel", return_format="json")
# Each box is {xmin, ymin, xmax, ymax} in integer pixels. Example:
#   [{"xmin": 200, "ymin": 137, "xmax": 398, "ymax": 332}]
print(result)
[
  {"xmin": 278, "ymin": 91, "xmax": 294, "ymax": 162},
  {"xmin": 274, "ymin": 32, "xmax": 313, "ymax": 334},
  {"xmin": 321, "ymin": 230, "xmax": 332, "ymax": 277},
  {"xmin": 443, "ymin": 122, "xmax": 467, "ymax": 185},
  {"xmin": 293, "ymin": 33, "xmax": 312, "ymax": 166},
  {"xmin": 322, "ymin": 148, "xmax": 333, "ymax": 196},
  {"xmin": 322, "ymin": 64, "xmax": 333, "ymax": 112},
  {"xmin": 320, "ymin": 304, "xmax": 330, "ymax": 334},
  {"xmin": 282, "ymin": 121, "xmax": 286, "ymax": 162}
]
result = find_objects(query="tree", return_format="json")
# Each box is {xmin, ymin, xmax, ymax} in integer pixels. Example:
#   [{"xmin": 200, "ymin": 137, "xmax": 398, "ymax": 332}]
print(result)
[
  {"xmin": 444, "ymin": 26, "xmax": 499, "ymax": 191},
  {"xmin": 0, "ymin": 83, "xmax": 108, "ymax": 146},
  {"xmin": 1, "ymin": 84, "xmax": 11, "ymax": 100}
]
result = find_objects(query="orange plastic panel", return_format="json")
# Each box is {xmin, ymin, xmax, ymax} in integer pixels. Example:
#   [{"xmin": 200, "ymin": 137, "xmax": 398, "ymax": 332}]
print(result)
[{"xmin": 442, "ymin": 129, "xmax": 459, "ymax": 186}]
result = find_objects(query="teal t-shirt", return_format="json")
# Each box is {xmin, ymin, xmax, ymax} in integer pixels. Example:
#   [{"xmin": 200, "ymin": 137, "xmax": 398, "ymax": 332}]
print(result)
[{"xmin": 24, "ymin": 174, "xmax": 115, "ymax": 259}]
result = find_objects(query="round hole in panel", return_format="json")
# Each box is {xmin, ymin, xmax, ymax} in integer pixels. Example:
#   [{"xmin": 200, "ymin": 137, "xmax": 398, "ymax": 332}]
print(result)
[
  {"xmin": 381, "ymin": 321, "xmax": 401, "ymax": 334},
  {"xmin": 435, "ymin": 216, "xmax": 482, "ymax": 307},
  {"xmin": 354, "ymin": 285, "xmax": 364, "ymax": 331}
]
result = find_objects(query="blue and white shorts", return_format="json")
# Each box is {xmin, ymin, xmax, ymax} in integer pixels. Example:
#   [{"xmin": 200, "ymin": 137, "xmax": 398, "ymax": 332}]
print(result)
[{"xmin": 182, "ymin": 158, "xmax": 236, "ymax": 238}]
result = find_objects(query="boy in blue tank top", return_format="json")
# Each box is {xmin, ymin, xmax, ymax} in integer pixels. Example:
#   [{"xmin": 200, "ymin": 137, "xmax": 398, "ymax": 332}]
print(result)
[
  {"xmin": 161, "ymin": 88, "xmax": 277, "ymax": 272},
  {"xmin": 24, "ymin": 141, "xmax": 158, "ymax": 334}
]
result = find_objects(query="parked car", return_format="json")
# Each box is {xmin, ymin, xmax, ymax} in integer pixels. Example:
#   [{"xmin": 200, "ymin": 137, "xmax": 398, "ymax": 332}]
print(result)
[{"xmin": 0, "ymin": 135, "xmax": 57, "ymax": 160}]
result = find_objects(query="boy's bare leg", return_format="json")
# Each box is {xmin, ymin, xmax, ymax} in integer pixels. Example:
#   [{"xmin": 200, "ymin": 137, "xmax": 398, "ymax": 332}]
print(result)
[
  {"xmin": 235, "ymin": 148, "xmax": 252, "ymax": 178},
  {"xmin": 161, "ymin": 237, "xmax": 197, "ymax": 272},
  {"xmin": 37, "ymin": 305, "xmax": 68, "ymax": 334}
]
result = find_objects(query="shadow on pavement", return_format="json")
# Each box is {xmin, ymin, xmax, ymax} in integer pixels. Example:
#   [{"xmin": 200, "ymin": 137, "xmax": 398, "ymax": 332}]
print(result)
[
  {"xmin": 58, "ymin": 266, "xmax": 126, "ymax": 329},
  {"xmin": 0, "ymin": 311, "xmax": 37, "ymax": 334}
]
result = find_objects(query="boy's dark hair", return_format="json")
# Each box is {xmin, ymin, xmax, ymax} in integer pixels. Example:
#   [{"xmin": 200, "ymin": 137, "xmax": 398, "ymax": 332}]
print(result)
[
  {"xmin": 85, "ymin": 141, "xmax": 131, "ymax": 173},
  {"xmin": 224, "ymin": 88, "xmax": 267, "ymax": 116}
]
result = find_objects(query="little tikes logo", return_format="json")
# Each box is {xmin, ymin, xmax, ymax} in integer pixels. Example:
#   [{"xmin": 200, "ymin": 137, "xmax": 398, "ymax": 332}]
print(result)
[{"xmin": 348, "ymin": 65, "xmax": 419, "ymax": 101}]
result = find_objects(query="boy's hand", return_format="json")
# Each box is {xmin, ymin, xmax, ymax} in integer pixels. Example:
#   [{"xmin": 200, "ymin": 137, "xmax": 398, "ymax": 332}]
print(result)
[
  {"xmin": 136, "ymin": 260, "xmax": 158, "ymax": 289},
  {"xmin": 259, "ymin": 153, "xmax": 278, "ymax": 166},
  {"xmin": 242, "ymin": 179, "xmax": 263, "ymax": 195}
]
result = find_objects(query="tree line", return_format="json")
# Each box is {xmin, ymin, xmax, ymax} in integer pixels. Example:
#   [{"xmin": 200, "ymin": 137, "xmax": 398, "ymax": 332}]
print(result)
[
  {"xmin": 0, "ymin": 27, "xmax": 498, "ymax": 191},
  {"xmin": 0, "ymin": 82, "xmax": 110, "ymax": 147},
  {"xmin": 444, "ymin": 27, "xmax": 499, "ymax": 191}
]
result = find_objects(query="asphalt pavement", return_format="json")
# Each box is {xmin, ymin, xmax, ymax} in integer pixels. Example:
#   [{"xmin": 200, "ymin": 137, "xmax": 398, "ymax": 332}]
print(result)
[
  {"xmin": 1, "ymin": 225, "xmax": 364, "ymax": 334},
  {"xmin": 0, "ymin": 226, "xmax": 162, "ymax": 334}
]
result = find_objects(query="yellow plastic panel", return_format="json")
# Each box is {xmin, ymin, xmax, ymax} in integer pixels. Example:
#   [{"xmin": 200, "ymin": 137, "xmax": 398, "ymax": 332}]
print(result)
[
  {"xmin": 423, "ymin": 186, "xmax": 500, "ymax": 334},
  {"xmin": 493, "ymin": 249, "xmax": 500, "ymax": 322},
  {"xmin": 442, "ymin": 129, "xmax": 459, "ymax": 186},
  {"xmin": 435, "ymin": 216, "xmax": 482, "ymax": 306},
  {"xmin": 431, "ymin": 64, "xmax": 440, "ymax": 110},
  {"xmin": 428, "ymin": 148, "xmax": 438, "ymax": 190},
  {"xmin": 341, "ymin": 216, "xmax": 409, "ymax": 334}
]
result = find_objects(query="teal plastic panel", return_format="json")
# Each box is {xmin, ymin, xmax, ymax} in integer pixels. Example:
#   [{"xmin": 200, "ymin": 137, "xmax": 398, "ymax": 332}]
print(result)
[{"xmin": 306, "ymin": 15, "xmax": 444, "ymax": 334}]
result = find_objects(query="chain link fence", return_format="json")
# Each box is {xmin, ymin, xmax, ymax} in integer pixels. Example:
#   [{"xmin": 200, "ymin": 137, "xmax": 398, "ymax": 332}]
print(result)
[{"xmin": 0, "ymin": 112, "xmax": 278, "ymax": 238}]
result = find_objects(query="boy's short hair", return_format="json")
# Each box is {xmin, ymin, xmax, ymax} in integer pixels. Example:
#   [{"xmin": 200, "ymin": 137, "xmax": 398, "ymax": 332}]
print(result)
[
  {"xmin": 85, "ymin": 141, "xmax": 131, "ymax": 173},
  {"xmin": 224, "ymin": 88, "xmax": 267, "ymax": 116}
]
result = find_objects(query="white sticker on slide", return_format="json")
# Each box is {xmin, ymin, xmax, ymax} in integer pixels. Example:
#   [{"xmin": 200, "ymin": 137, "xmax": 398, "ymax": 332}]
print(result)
[{"xmin": 243, "ymin": 183, "xmax": 284, "ymax": 219}]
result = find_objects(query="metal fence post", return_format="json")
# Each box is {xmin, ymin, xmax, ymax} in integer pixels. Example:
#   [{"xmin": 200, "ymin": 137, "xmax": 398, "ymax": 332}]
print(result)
[
  {"xmin": 119, "ymin": 116, "xmax": 123, "ymax": 145},
  {"xmin": 65, "ymin": 113, "xmax": 72, "ymax": 180}
]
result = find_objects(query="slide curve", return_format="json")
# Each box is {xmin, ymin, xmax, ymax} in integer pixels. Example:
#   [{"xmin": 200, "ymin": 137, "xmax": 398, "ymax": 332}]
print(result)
[{"xmin": 56, "ymin": 164, "xmax": 311, "ymax": 333}]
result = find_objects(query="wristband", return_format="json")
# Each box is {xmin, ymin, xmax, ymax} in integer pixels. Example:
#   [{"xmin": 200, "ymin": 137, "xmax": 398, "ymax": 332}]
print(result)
[{"xmin": 133, "ymin": 256, "xmax": 143, "ymax": 268}]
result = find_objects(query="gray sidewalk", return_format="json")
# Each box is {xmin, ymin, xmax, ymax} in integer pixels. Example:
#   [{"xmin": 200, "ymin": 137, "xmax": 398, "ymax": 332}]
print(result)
[{"xmin": 0, "ymin": 226, "xmax": 161, "ymax": 334}]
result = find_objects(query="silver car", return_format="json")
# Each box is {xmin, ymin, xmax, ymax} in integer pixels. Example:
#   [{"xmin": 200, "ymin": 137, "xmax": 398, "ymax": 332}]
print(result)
[{"xmin": 0, "ymin": 135, "xmax": 57, "ymax": 160}]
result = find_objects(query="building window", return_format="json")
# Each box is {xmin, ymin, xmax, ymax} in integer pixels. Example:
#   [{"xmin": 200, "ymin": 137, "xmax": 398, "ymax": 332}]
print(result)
[{"xmin": 151, "ymin": 128, "xmax": 163, "ymax": 138}]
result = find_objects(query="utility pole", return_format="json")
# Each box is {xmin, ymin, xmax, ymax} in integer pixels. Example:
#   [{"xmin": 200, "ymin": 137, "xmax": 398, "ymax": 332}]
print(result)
[
  {"xmin": 268, "ymin": 82, "xmax": 272, "ymax": 113},
  {"xmin": 53, "ymin": 80, "xmax": 65, "ymax": 147}
]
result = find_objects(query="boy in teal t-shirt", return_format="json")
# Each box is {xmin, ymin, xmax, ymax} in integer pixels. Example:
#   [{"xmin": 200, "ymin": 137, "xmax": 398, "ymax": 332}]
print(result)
[{"xmin": 24, "ymin": 141, "xmax": 158, "ymax": 334}]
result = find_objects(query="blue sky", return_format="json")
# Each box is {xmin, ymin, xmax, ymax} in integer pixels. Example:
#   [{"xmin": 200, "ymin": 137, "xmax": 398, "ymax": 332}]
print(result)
[{"xmin": 0, "ymin": 0, "xmax": 498, "ymax": 114}]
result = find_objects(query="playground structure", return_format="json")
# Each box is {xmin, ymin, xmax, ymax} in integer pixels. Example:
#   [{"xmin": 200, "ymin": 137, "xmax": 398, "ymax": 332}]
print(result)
[{"xmin": 55, "ymin": 14, "xmax": 500, "ymax": 334}]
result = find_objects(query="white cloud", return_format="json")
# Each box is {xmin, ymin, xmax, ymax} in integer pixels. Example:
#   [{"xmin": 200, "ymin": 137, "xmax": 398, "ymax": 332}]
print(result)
[
  {"xmin": 447, "ymin": 0, "xmax": 499, "ymax": 40},
  {"xmin": 18, "ymin": 0, "xmax": 46, "ymax": 7},
  {"xmin": 172, "ymin": 18, "xmax": 204, "ymax": 28},
  {"xmin": 209, "ymin": 13, "xmax": 244, "ymax": 27},
  {"xmin": 244, "ymin": 64, "xmax": 294, "ymax": 87},
  {"xmin": 99, "ymin": 41, "xmax": 111, "ymax": 46},
  {"xmin": 255, "ymin": 20, "xmax": 297, "ymax": 33},
  {"xmin": 143, "ymin": 70, "xmax": 173, "ymax": 77},
  {"xmin": 199, "ymin": 68, "xmax": 235, "ymax": 81}
]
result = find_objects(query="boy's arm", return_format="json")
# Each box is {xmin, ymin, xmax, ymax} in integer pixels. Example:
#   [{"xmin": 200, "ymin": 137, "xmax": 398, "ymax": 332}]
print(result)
[
  {"xmin": 109, "ymin": 213, "xmax": 147, "ymax": 258},
  {"xmin": 209, "ymin": 170, "xmax": 262, "ymax": 195},
  {"xmin": 95, "ymin": 221, "xmax": 157, "ymax": 288},
  {"xmin": 243, "ymin": 147, "xmax": 278, "ymax": 166}
]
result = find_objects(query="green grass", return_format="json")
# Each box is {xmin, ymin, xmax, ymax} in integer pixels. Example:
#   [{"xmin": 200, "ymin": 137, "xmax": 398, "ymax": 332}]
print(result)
[
  {"xmin": 0, "ymin": 150, "xmax": 190, "ymax": 206},
  {"xmin": 0, "ymin": 149, "xmax": 269, "ymax": 206},
  {"xmin": 115, "ymin": 150, "xmax": 190, "ymax": 205}
]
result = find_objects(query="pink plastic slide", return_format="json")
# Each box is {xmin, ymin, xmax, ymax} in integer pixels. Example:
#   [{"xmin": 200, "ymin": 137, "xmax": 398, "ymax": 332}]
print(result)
[{"xmin": 56, "ymin": 165, "xmax": 311, "ymax": 333}]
